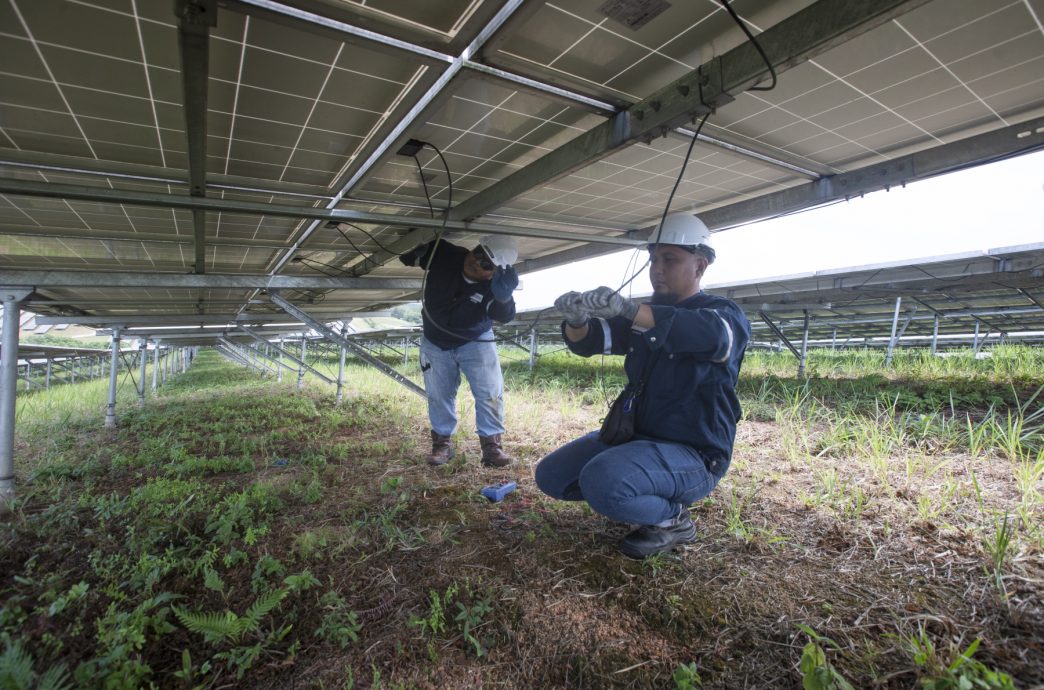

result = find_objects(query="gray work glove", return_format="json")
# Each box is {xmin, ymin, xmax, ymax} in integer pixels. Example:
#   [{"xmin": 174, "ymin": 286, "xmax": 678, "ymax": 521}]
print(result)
[
  {"xmin": 579, "ymin": 286, "xmax": 638, "ymax": 322},
  {"xmin": 554, "ymin": 291, "xmax": 589, "ymax": 328}
]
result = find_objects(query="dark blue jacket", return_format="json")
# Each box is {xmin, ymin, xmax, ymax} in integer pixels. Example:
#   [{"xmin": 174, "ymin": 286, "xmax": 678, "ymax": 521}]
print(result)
[
  {"xmin": 563, "ymin": 292, "xmax": 750, "ymax": 476},
  {"xmin": 400, "ymin": 240, "xmax": 516, "ymax": 349}
]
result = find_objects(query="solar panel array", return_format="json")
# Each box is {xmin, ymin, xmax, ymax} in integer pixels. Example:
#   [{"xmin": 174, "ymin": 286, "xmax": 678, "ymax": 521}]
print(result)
[{"xmin": 0, "ymin": 0, "xmax": 1041, "ymax": 336}]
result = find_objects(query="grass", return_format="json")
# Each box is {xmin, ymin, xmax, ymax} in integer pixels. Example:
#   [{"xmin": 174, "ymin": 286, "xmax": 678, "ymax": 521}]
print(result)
[{"xmin": 0, "ymin": 345, "xmax": 1041, "ymax": 689}]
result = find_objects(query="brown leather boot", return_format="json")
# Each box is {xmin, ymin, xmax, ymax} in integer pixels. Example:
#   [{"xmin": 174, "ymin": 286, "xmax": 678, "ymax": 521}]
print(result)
[
  {"xmin": 426, "ymin": 430, "xmax": 455, "ymax": 466},
  {"xmin": 479, "ymin": 434, "xmax": 513, "ymax": 467}
]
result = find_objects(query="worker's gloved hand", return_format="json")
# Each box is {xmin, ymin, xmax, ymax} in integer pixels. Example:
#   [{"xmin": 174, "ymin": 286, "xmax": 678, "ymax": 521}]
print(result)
[
  {"xmin": 554, "ymin": 291, "xmax": 589, "ymax": 328},
  {"xmin": 490, "ymin": 265, "xmax": 519, "ymax": 302},
  {"xmin": 580, "ymin": 286, "xmax": 638, "ymax": 322}
]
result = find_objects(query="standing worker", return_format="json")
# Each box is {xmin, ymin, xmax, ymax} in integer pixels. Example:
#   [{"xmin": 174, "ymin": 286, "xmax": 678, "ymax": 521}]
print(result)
[
  {"xmin": 400, "ymin": 235, "xmax": 520, "ymax": 467},
  {"xmin": 535, "ymin": 212, "xmax": 750, "ymax": 558}
]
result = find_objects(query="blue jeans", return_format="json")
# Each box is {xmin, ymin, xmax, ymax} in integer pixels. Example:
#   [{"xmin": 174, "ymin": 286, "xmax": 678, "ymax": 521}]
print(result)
[
  {"xmin": 534, "ymin": 432, "xmax": 720, "ymax": 526},
  {"xmin": 420, "ymin": 334, "xmax": 505, "ymax": 437}
]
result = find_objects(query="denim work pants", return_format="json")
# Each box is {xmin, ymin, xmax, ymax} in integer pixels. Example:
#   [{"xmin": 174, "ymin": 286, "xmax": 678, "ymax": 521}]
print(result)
[
  {"xmin": 420, "ymin": 334, "xmax": 506, "ymax": 437},
  {"xmin": 534, "ymin": 431, "xmax": 720, "ymax": 526}
]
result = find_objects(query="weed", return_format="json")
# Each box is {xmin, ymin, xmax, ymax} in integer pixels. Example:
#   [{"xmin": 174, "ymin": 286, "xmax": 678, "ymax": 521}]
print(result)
[
  {"xmin": 454, "ymin": 594, "xmax": 493, "ymax": 657},
  {"xmin": 796, "ymin": 624, "xmax": 854, "ymax": 690},
  {"xmin": 896, "ymin": 627, "xmax": 1016, "ymax": 689},
  {"xmin": 315, "ymin": 591, "xmax": 362, "ymax": 649},
  {"xmin": 982, "ymin": 513, "xmax": 1014, "ymax": 599},
  {"xmin": 673, "ymin": 661, "xmax": 702, "ymax": 689}
]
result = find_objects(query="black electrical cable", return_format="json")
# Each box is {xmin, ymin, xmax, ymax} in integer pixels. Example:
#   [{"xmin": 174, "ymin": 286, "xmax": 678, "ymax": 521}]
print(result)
[
  {"xmin": 614, "ymin": 111, "xmax": 711, "ymax": 296},
  {"xmin": 720, "ymin": 0, "xmax": 776, "ymax": 91},
  {"xmin": 294, "ymin": 257, "xmax": 345, "ymax": 277},
  {"xmin": 407, "ymin": 140, "xmax": 554, "ymax": 346},
  {"xmin": 336, "ymin": 221, "xmax": 405, "ymax": 257},
  {"xmin": 413, "ymin": 153, "xmax": 436, "ymax": 219}
]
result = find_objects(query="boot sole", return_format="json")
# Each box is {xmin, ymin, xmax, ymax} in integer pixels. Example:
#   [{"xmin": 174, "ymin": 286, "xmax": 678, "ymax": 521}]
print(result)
[{"xmin": 618, "ymin": 530, "xmax": 697, "ymax": 559}]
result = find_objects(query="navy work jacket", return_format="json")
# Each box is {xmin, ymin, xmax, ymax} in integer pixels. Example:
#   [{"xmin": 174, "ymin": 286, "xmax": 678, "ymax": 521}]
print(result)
[
  {"xmin": 563, "ymin": 292, "xmax": 750, "ymax": 476},
  {"xmin": 400, "ymin": 240, "xmax": 516, "ymax": 349}
]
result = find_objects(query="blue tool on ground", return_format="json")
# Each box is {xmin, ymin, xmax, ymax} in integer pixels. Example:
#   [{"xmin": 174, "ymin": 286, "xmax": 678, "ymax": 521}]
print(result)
[{"xmin": 480, "ymin": 481, "xmax": 517, "ymax": 503}]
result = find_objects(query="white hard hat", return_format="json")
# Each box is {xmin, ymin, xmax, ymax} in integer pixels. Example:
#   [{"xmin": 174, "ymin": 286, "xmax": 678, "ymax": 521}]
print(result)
[
  {"xmin": 653, "ymin": 212, "xmax": 711, "ymax": 248},
  {"xmin": 478, "ymin": 235, "xmax": 518, "ymax": 268}
]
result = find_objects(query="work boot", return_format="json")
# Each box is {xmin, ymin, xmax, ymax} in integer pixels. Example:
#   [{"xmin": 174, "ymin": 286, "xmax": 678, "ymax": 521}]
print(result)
[
  {"xmin": 618, "ymin": 511, "xmax": 696, "ymax": 559},
  {"xmin": 479, "ymin": 434, "xmax": 513, "ymax": 467},
  {"xmin": 426, "ymin": 430, "xmax": 455, "ymax": 466}
]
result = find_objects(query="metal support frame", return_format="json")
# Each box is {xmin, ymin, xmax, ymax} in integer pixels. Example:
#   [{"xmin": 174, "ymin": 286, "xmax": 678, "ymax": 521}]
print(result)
[
  {"xmin": 798, "ymin": 311, "xmax": 810, "ymax": 379},
  {"xmin": 269, "ymin": 292, "xmax": 426, "ymax": 398},
  {"xmin": 0, "ymin": 289, "xmax": 30, "ymax": 511},
  {"xmin": 757, "ymin": 311, "xmax": 802, "ymax": 360},
  {"xmin": 238, "ymin": 326, "xmax": 334, "ymax": 384},
  {"xmin": 0, "ymin": 182, "xmax": 645, "ymax": 250},
  {"xmin": 218, "ymin": 340, "xmax": 271, "ymax": 375},
  {"xmin": 885, "ymin": 304, "xmax": 919, "ymax": 363},
  {"xmin": 931, "ymin": 315, "xmax": 939, "ymax": 355},
  {"xmin": 175, "ymin": 0, "xmax": 217, "ymax": 273},
  {"xmin": 260, "ymin": 0, "xmax": 527, "ymax": 276},
  {"xmin": 0, "ymin": 269, "xmax": 423, "ymax": 291},
  {"xmin": 885, "ymin": 297, "xmax": 902, "ymax": 366},
  {"xmin": 1017, "ymin": 288, "xmax": 1044, "ymax": 311},
  {"xmin": 529, "ymin": 330, "xmax": 538, "ymax": 372},
  {"xmin": 137, "ymin": 339, "xmax": 148, "ymax": 406},
  {"xmin": 296, "ymin": 337, "xmax": 307, "ymax": 389},
  {"xmin": 336, "ymin": 326, "xmax": 347, "ymax": 404},
  {"xmin": 105, "ymin": 328, "xmax": 121, "ymax": 428},
  {"xmin": 447, "ymin": 0, "xmax": 931, "ymax": 225}
]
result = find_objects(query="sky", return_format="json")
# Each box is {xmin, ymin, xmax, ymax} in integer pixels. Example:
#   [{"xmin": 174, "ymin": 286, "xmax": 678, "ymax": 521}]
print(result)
[{"xmin": 512, "ymin": 148, "xmax": 1044, "ymax": 312}]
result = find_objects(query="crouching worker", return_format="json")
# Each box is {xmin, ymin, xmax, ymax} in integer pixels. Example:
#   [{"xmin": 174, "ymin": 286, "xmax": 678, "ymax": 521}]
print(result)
[
  {"xmin": 535, "ymin": 213, "xmax": 750, "ymax": 558},
  {"xmin": 399, "ymin": 235, "xmax": 520, "ymax": 467}
]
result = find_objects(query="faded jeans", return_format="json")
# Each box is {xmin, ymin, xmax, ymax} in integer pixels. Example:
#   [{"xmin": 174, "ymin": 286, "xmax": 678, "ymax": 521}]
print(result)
[
  {"xmin": 420, "ymin": 334, "xmax": 505, "ymax": 437},
  {"xmin": 534, "ymin": 432, "xmax": 720, "ymax": 526}
]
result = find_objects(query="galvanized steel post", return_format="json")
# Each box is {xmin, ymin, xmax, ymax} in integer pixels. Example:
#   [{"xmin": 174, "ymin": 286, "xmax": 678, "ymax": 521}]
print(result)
[
  {"xmin": 797, "ymin": 310, "xmax": 810, "ymax": 378},
  {"xmin": 885, "ymin": 297, "xmax": 902, "ymax": 366},
  {"xmin": 138, "ymin": 339, "xmax": 148, "ymax": 406},
  {"xmin": 1, "ymin": 290, "xmax": 30, "ymax": 511},
  {"xmin": 105, "ymin": 327, "xmax": 121, "ymax": 428},
  {"xmin": 297, "ymin": 336, "xmax": 307, "ymax": 389},
  {"xmin": 336, "ymin": 327, "xmax": 347, "ymax": 404}
]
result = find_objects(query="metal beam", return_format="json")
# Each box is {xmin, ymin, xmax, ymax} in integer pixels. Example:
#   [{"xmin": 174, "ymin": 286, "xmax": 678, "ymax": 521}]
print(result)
[
  {"xmin": 447, "ymin": 0, "xmax": 931, "ymax": 224},
  {"xmin": 1017, "ymin": 288, "xmax": 1044, "ymax": 311},
  {"xmin": 757, "ymin": 311, "xmax": 801, "ymax": 359},
  {"xmin": 0, "ymin": 150, "xmax": 333, "ymax": 199},
  {"xmin": 175, "ymin": 0, "xmax": 216, "ymax": 273},
  {"xmin": 101, "ymin": 327, "xmax": 313, "ymax": 340},
  {"xmin": 0, "ymin": 269, "xmax": 422, "ymax": 290},
  {"xmin": 0, "ymin": 178, "xmax": 644, "ymax": 248},
  {"xmin": 262, "ymin": 0, "xmax": 527, "ymax": 276},
  {"xmin": 0, "ymin": 225, "xmax": 295, "ymax": 250},
  {"xmin": 35, "ymin": 311, "xmax": 389, "ymax": 326},
  {"xmin": 1, "ymin": 289, "xmax": 31, "ymax": 512},
  {"xmin": 700, "ymin": 115, "xmax": 1044, "ymax": 230},
  {"xmin": 238, "ymin": 326, "xmax": 335, "ymax": 384},
  {"xmin": 268, "ymin": 291, "xmax": 426, "ymax": 398}
]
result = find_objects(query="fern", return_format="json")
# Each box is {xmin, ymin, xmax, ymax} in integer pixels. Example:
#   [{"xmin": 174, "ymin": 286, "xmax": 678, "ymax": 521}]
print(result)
[
  {"xmin": 244, "ymin": 588, "xmax": 288, "ymax": 629},
  {"xmin": 203, "ymin": 566, "xmax": 226, "ymax": 596},
  {"xmin": 174, "ymin": 588, "xmax": 288, "ymax": 645},
  {"xmin": 174, "ymin": 609, "xmax": 248, "ymax": 645},
  {"xmin": 0, "ymin": 635, "xmax": 73, "ymax": 690},
  {"xmin": 0, "ymin": 637, "xmax": 34, "ymax": 689}
]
